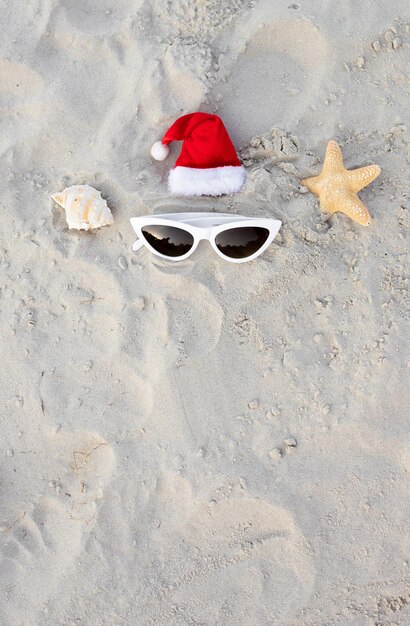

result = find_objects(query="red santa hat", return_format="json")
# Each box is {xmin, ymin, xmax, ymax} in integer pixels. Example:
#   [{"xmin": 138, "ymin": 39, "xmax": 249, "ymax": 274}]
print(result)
[{"xmin": 151, "ymin": 112, "xmax": 246, "ymax": 196}]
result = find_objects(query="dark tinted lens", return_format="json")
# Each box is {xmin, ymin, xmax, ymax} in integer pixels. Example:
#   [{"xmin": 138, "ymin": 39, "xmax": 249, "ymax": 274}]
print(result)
[
  {"xmin": 215, "ymin": 226, "xmax": 270, "ymax": 259},
  {"xmin": 141, "ymin": 225, "xmax": 194, "ymax": 258}
]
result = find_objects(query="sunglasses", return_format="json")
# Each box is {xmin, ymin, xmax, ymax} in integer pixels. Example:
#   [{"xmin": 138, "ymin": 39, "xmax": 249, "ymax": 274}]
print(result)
[{"xmin": 130, "ymin": 213, "xmax": 282, "ymax": 263}]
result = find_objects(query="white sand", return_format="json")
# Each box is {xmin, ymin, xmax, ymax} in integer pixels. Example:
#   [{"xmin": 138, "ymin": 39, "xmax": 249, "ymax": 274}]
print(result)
[{"xmin": 0, "ymin": 1, "xmax": 409, "ymax": 624}]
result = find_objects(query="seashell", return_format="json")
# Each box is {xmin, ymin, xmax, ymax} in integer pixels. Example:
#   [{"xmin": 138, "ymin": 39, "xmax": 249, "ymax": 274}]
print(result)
[{"xmin": 51, "ymin": 185, "xmax": 114, "ymax": 230}]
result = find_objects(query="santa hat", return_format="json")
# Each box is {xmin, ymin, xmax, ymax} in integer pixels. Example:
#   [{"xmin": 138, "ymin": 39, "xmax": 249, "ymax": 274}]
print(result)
[{"xmin": 151, "ymin": 112, "xmax": 246, "ymax": 196}]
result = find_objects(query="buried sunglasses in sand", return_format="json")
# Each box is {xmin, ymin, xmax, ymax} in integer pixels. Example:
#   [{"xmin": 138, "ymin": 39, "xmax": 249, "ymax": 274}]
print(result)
[{"xmin": 130, "ymin": 213, "xmax": 282, "ymax": 263}]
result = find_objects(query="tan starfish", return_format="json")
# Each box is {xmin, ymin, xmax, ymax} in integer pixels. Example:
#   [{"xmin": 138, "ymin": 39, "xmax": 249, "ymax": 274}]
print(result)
[{"xmin": 302, "ymin": 140, "xmax": 381, "ymax": 225}]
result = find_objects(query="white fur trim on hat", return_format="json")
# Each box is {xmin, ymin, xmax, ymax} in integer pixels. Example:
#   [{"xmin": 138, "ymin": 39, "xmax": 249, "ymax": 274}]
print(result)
[
  {"xmin": 168, "ymin": 165, "xmax": 246, "ymax": 196},
  {"xmin": 151, "ymin": 141, "xmax": 170, "ymax": 161}
]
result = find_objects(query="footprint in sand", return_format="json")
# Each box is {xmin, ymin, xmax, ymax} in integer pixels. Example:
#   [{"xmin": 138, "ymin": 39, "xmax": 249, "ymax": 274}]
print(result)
[
  {"xmin": 215, "ymin": 18, "xmax": 331, "ymax": 139},
  {"xmin": 163, "ymin": 286, "xmax": 224, "ymax": 359},
  {"xmin": 0, "ymin": 60, "xmax": 47, "ymax": 157},
  {"xmin": 11, "ymin": 248, "xmax": 153, "ymax": 429},
  {"xmin": 139, "ymin": 473, "xmax": 314, "ymax": 625},
  {"xmin": 0, "ymin": 430, "xmax": 115, "ymax": 626},
  {"xmin": 59, "ymin": 0, "xmax": 143, "ymax": 35},
  {"xmin": 123, "ymin": 262, "xmax": 224, "ymax": 365}
]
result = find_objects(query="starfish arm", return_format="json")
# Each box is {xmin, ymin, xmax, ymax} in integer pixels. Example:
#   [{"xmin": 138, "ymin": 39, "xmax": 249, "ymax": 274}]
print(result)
[
  {"xmin": 347, "ymin": 164, "xmax": 381, "ymax": 192},
  {"xmin": 318, "ymin": 195, "xmax": 337, "ymax": 215},
  {"xmin": 322, "ymin": 140, "xmax": 344, "ymax": 174},
  {"xmin": 339, "ymin": 191, "xmax": 372, "ymax": 225},
  {"xmin": 301, "ymin": 174, "xmax": 322, "ymax": 196}
]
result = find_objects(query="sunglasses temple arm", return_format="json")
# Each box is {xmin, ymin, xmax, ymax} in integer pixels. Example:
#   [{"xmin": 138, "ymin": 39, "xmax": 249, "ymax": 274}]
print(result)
[{"xmin": 132, "ymin": 239, "xmax": 144, "ymax": 252}]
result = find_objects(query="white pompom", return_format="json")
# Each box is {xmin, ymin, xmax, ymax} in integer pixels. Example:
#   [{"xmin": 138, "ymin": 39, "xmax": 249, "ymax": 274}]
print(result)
[{"xmin": 151, "ymin": 141, "xmax": 169, "ymax": 161}]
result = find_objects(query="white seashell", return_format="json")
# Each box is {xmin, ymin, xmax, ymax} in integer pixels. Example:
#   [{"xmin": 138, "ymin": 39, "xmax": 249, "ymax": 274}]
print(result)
[{"xmin": 51, "ymin": 185, "xmax": 114, "ymax": 231}]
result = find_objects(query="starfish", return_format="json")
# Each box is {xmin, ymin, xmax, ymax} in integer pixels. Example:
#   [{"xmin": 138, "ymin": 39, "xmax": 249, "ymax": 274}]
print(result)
[{"xmin": 301, "ymin": 140, "xmax": 381, "ymax": 225}]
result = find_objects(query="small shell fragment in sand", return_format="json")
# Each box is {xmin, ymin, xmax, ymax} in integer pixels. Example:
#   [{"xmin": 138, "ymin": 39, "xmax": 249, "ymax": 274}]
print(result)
[
  {"xmin": 118, "ymin": 256, "xmax": 128, "ymax": 270},
  {"xmin": 269, "ymin": 448, "xmax": 281, "ymax": 461}
]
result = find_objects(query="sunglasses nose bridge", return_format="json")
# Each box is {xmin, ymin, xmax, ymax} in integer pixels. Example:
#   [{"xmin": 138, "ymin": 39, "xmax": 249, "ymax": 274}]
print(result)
[{"xmin": 196, "ymin": 227, "xmax": 213, "ymax": 241}]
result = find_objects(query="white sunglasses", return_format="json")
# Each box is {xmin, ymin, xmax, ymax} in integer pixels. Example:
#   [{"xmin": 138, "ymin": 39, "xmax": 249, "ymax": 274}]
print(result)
[{"xmin": 130, "ymin": 213, "xmax": 282, "ymax": 263}]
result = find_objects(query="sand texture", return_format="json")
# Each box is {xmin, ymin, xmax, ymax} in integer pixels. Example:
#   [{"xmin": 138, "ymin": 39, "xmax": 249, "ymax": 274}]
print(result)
[{"xmin": 0, "ymin": 1, "xmax": 409, "ymax": 624}]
